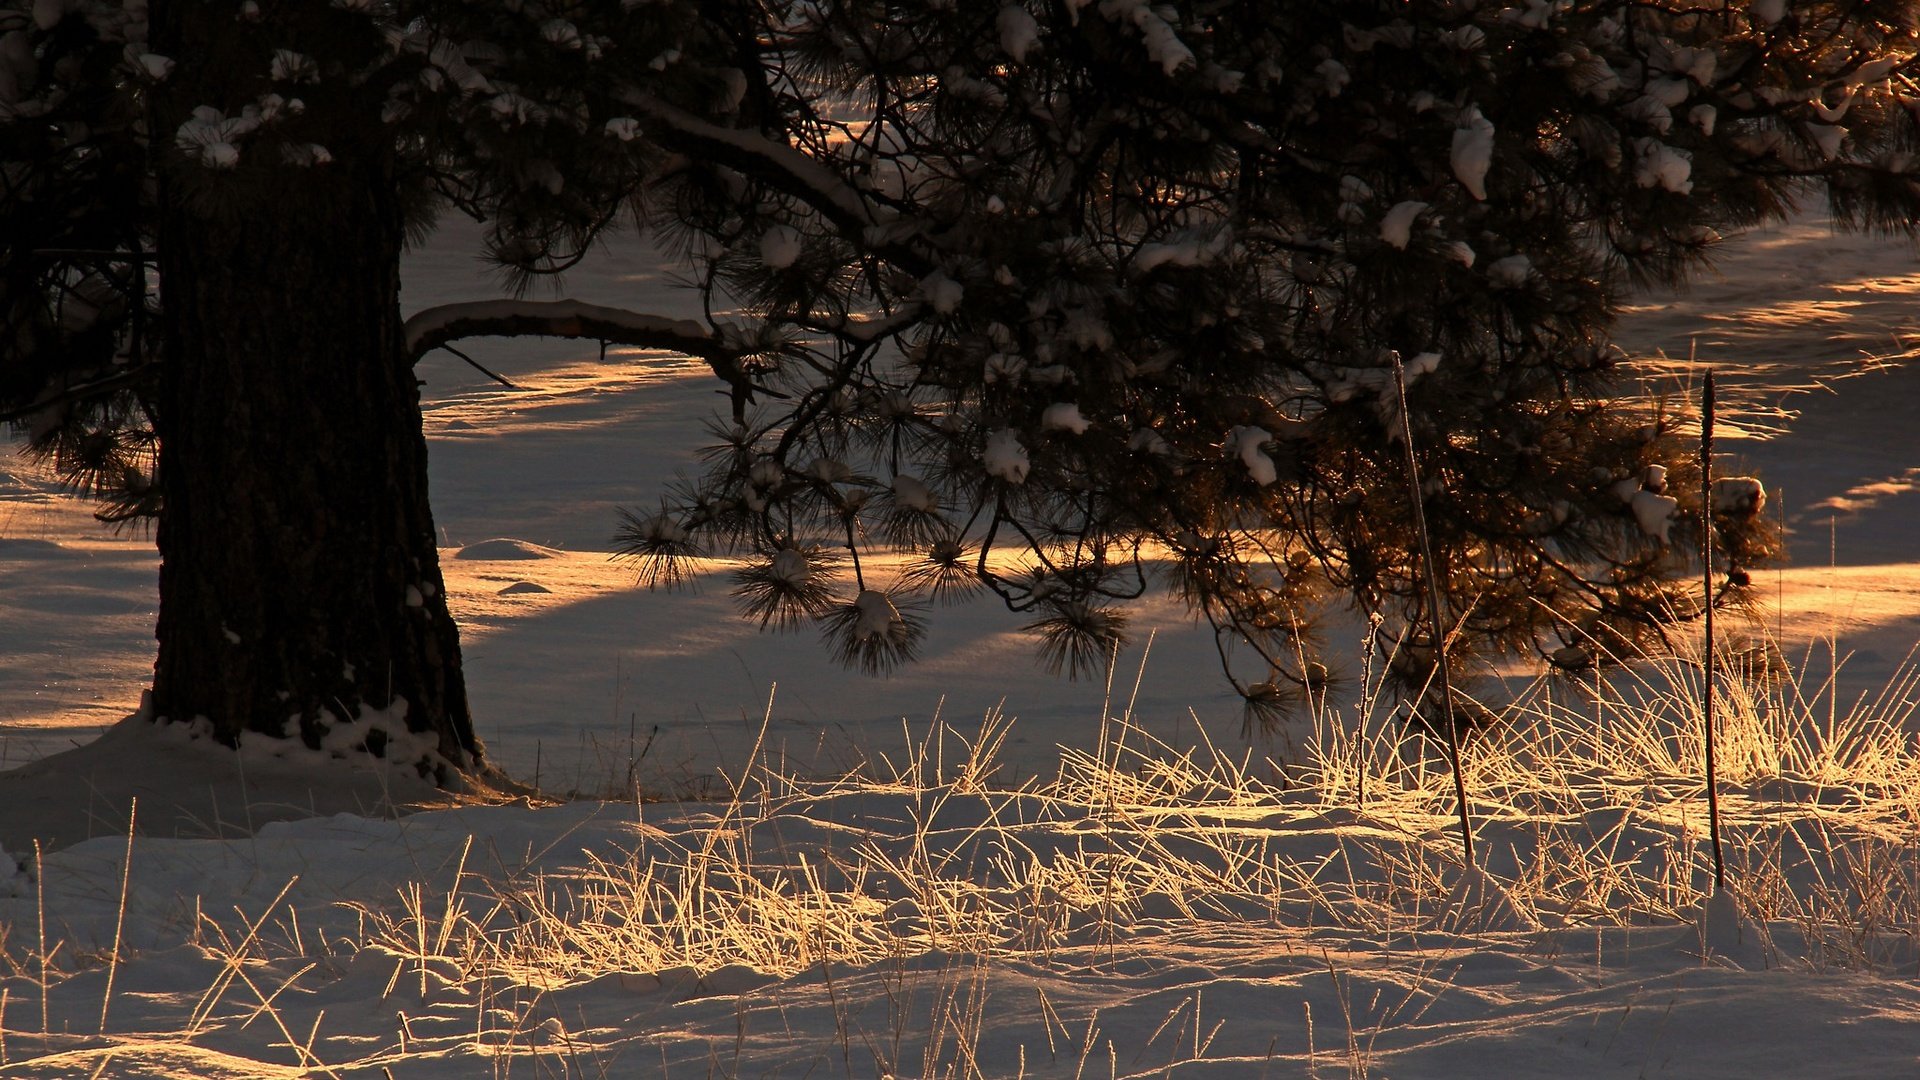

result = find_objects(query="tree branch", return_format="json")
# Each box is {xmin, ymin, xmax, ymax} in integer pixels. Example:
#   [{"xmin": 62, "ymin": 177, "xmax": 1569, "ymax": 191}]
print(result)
[
  {"xmin": 0, "ymin": 365, "xmax": 156, "ymax": 426},
  {"xmin": 403, "ymin": 299, "xmax": 727, "ymax": 362},
  {"xmin": 404, "ymin": 298, "xmax": 767, "ymax": 419},
  {"xmin": 610, "ymin": 91, "xmax": 937, "ymax": 277},
  {"xmin": 611, "ymin": 91, "xmax": 880, "ymax": 234}
]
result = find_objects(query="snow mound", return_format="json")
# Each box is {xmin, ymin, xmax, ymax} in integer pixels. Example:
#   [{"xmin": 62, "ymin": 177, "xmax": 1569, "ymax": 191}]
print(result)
[
  {"xmin": 1439, "ymin": 864, "xmax": 1538, "ymax": 933},
  {"xmin": 498, "ymin": 580, "xmax": 553, "ymax": 595},
  {"xmin": 0, "ymin": 712, "xmax": 468, "ymax": 855},
  {"xmin": 1696, "ymin": 885, "xmax": 1764, "ymax": 967},
  {"xmin": 454, "ymin": 538, "xmax": 564, "ymax": 560},
  {"xmin": 0, "ymin": 1042, "xmax": 305, "ymax": 1079},
  {"xmin": 0, "ymin": 537, "xmax": 66, "ymax": 558}
]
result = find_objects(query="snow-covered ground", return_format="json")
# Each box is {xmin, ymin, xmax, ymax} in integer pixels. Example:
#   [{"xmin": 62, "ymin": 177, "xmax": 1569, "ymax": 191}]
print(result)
[{"xmin": 1, "ymin": 216, "xmax": 1919, "ymax": 1076}]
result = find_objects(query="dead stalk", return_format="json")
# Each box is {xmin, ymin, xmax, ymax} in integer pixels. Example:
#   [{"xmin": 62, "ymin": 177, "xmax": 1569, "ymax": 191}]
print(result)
[{"xmin": 1391, "ymin": 351, "xmax": 1474, "ymax": 865}]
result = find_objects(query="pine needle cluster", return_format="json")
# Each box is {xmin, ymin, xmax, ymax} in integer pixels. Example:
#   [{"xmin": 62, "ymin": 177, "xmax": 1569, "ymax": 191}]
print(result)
[
  {"xmin": 617, "ymin": 2, "xmax": 1919, "ymax": 708},
  {"xmin": 8, "ymin": 2, "xmax": 1918, "ymax": 715}
]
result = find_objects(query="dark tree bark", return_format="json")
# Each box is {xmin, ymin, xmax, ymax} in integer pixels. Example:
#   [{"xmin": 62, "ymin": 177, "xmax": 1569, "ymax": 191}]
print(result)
[{"xmin": 147, "ymin": 3, "xmax": 481, "ymax": 780}]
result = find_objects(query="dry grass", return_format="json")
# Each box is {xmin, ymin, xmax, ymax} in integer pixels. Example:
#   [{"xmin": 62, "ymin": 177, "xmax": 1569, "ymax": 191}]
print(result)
[{"xmin": 4, "ymin": 625, "xmax": 1920, "ymax": 1075}]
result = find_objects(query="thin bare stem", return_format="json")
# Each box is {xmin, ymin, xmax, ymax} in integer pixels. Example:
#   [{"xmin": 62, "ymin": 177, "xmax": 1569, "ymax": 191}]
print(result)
[
  {"xmin": 33, "ymin": 840, "xmax": 45, "ymax": 1037},
  {"xmin": 1391, "ymin": 352, "xmax": 1474, "ymax": 866},
  {"xmin": 434, "ymin": 344, "xmax": 521, "ymax": 390},
  {"xmin": 99, "ymin": 796, "xmax": 135, "ymax": 1034},
  {"xmin": 1702, "ymin": 369, "xmax": 1727, "ymax": 890}
]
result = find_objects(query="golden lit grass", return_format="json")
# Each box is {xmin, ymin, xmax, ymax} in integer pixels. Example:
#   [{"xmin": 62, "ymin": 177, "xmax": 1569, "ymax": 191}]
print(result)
[
  {"xmin": 357, "ymin": 624, "xmax": 1920, "ymax": 997},
  {"xmin": 5, "ymin": 624, "xmax": 1920, "ymax": 1076}
]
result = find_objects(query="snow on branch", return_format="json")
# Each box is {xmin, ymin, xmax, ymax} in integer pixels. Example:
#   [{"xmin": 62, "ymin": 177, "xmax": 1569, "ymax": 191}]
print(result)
[
  {"xmin": 610, "ymin": 92, "xmax": 930, "ymax": 270},
  {"xmin": 812, "ymin": 303, "xmax": 931, "ymax": 344},
  {"xmin": 611, "ymin": 93, "xmax": 875, "ymax": 225},
  {"xmin": 404, "ymin": 299, "xmax": 728, "ymax": 362},
  {"xmin": 404, "ymin": 299, "xmax": 772, "ymax": 417}
]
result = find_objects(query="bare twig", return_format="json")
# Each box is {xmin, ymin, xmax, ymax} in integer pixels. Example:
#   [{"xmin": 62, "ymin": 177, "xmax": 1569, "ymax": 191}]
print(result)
[
  {"xmin": 1391, "ymin": 352, "xmax": 1474, "ymax": 866},
  {"xmin": 99, "ymin": 797, "xmax": 135, "ymax": 1034},
  {"xmin": 434, "ymin": 344, "xmax": 520, "ymax": 390},
  {"xmin": 402, "ymin": 298, "xmax": 768, "ymax": 419},
  {"xmin": 1702, "ymin": 369, "xmax": 1727, "ymax": 890},
  {"xmin": 402, "ymin": 299, "xmax": 730, "ymax": 364}
]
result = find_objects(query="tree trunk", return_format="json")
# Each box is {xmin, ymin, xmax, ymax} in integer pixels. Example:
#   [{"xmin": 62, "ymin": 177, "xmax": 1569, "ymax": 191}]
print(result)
[{"xmin": 148, "ymin": 5, "xmax": 480, "ymax": 780}]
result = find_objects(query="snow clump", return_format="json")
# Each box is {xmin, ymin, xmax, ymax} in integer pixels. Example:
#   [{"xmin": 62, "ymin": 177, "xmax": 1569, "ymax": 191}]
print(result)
[
  {"xmin": 1129, "ymin": 427, "xmax": 1171, "ymax": 455},
  {"xmin": 759, "ymin": 225, "xmax": 803, "ymax": 270},
  {"xmin": 1231, "ymin": 426, "xmax": 1278, "ymax": 486},
  {"xmin": 1804, "ymin": 123, "xmax": 1845, "ymax": 161},
  {"xmin": 1451, "ymin": 106, "xmax": 1496, "ymax": 199},
  {"xmin": 851, "ymin": 589, "xmax": 906, "ymax": 641},
  {"xmin": 920, "ymin": 271, "xmax": 965, "ymax": 314},
  {"xmin": 770, "ymin": 547, "xmax": 811, "ymax": 585},
  {"xmin": 984, "ymin": 429, "xmax": 1031, "ymax": 483},
  {"xmin": 1712, "ymin": 476, "xmax": 1766, "ymax": 516},
  {"xmin": 1402, "ymin": 351, "xmax": 1442, "ymax": 382},
  {"xmin": 1631, "ymin": 490, "xmax": 1679, "ymax": 543},
  {"xmin": 540, "ymin": 19, "xmax": 582, "ymax": 49},
  {"xmin": 891, "ymin": 473, "xmax": 937, "ymax": 511},
  {"xmin": 1041, "ymin": 402, "xmax": 1090, "ymax": 434},
  {"xmin": 1315, "ymin": 58, "xmax": 1350, "ymax": 96},
  {"xmin": 1134, "ymin": 226, "xmax": 1233, "ymax": 272},
  {"xmin": 175, "ymin": 105, "xmax": 261, "ymax": 169},
  {"xmin": 1487, "ymin": 254, "xmax": 1533, "ymax": 288},
  {"xmin": 1099, "ymin": 0, "xmax": 1193, "ymax": 75},
  {"xmin": 282, "ymin": 143, "xmax": 332, "ymax": 167},
  {"xmin": 807, "ymin": 457, "xmax": 853, "ymax": 483},
  {"xmin": 1634, "ymin": 139, "xmax": 1693, "ymax": 193},
  {"xmin": 998, "ymin": 5, "xmax": 1040, "ymax": 62},
  {"xmin": 984, "ymin": 352, "xmax": 1026, "ymax": 384},
  {"xmin": 270, "ymin": 49, "xmax": 316, "ymax": 82},
  {"xmin": 1379, "ymin": 201, "xmax": 1427, "ymax": 249}
]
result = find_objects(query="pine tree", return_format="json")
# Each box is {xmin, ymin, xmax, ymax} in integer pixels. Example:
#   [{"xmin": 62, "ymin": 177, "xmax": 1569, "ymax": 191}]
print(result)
[
  {"xmin": 3, "ymin": 1, "xmax": 1917, "ymax": 776},
  {"xmin": 0, "ymin": 0, "xmax": 729, "ymax": 780},
  {"xmin": 608, "ymin": 1, "xmax": 1916, "ymax": 726}
]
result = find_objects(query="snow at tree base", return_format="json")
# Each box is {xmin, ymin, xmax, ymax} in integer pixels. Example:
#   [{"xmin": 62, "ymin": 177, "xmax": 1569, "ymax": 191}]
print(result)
[{"xmin": 4, "ymin": 1, "xmax": 1920, "ymax": 1077}]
